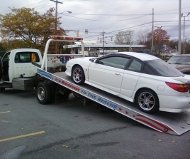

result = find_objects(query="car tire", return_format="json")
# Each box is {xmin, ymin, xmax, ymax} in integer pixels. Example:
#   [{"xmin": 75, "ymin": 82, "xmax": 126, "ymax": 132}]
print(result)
[
  {"xmin": 72, "ymin": 65, "xmax": 85, "ymax": 85},
  {"xmin": 135, "ymin": 89, "xmax": 159, "ymax": 114},
  {"xmin": 36, "ymin": 82, "xmax": 54, "ymax": 104}
]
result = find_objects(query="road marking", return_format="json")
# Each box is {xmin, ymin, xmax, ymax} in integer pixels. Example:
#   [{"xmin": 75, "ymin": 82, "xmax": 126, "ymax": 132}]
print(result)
[
  {"xmin": 0, "ymin": 120, "xmax": 10, "ymax": 123},
  {"xmin": 0, "ymin": 111, "xmax": 11, "ymax": 114},
  {"xmin": 0, "ymin": 131, "xmax": 46, "ymax": 143}
]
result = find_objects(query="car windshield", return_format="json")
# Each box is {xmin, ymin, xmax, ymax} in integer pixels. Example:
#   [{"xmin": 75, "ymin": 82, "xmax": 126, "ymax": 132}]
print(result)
[
  {"xmin": 145, "ymin": 59, "xmax": 183, "ymax": 77},
  {"xmin": 167, "ymin": 56, "xmax": 190, "ymax": 65}
]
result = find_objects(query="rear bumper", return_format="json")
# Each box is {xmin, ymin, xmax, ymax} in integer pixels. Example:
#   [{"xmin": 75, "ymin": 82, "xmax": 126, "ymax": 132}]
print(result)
[{"xmin": 159, "ymin": 95, "xmax": 190, "ymax": 113}]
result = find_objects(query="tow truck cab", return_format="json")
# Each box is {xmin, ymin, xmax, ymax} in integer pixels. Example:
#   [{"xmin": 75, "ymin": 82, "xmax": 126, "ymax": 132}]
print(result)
[{"xmin": 0, "ymin": 48, "xmax": 42, "ymax": 91}]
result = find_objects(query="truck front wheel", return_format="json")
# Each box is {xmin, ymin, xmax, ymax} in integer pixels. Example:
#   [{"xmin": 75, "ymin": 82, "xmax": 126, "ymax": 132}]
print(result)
[
  {"xmin": 36, "ymin": 82, "xmax": 54, "ymax": 104},
  {"xmin": 0, "ymin": 88, "xmax": 5, "ymax": 93}
]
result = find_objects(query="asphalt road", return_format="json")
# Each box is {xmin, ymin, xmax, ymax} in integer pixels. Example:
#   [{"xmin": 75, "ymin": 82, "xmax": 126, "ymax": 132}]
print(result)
[{"xmin": 0, "ymin": 90, "xmax": 190, "ymax": 159}]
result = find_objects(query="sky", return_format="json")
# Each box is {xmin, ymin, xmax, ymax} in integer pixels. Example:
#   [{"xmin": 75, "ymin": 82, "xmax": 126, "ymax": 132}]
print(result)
[{"xmin": 0, "ymin": 0, "xmax": 190, "ymax": 43}]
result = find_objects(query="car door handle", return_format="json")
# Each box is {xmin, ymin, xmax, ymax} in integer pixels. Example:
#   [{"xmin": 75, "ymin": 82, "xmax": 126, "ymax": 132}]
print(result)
[{"xmin": 115, "ymin": 73, "xmax": 121, "ymax": 76}]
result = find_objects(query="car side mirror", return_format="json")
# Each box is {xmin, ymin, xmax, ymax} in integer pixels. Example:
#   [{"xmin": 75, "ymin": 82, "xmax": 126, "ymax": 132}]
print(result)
[
  {"xmin": 89, "ymin": 58, "xmax": 95, "ymax": 62},
  {"xmin": 95, "ymin": 59, "xmax": 104, "ymax": 64}
]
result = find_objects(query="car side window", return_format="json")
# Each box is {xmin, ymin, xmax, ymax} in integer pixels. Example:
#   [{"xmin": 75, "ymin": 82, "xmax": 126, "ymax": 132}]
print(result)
[
  {"xmin": 128, "ymin": 59, "xmax": 142, "ymax": 72},
  {"xmin": 142, "ymin": 64, "xmax": 158, "ymax": 75},
  {"xmin": 98, "ymin": 56, "xmax": 130, "ymax": 69}
]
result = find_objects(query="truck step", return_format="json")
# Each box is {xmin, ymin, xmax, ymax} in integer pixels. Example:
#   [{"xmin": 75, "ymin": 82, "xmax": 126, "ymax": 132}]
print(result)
[{"xmin": 0, "ymin": 82, "xmax": 12, "ymax": 88}]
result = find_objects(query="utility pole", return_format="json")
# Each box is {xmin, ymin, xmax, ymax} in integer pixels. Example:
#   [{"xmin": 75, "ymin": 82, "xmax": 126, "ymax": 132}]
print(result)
[
  {"xmin": 102, "ymin": 31, "xmax": 105, "ymax": 55},
  {"xmin": 178, "ymin": 0, "xmax": 182, "ymax": 54},
  {"xmin": 50, "ymin": 0, "xmax": 63, "ymax": 54},
  {"xmin": 151, "ymin": 8, "xmax": 154, "ymax": 54},
  {"xmin": 50, "ymin": 0, "xmax": 63, "ymax": 34},
  {"xmin": 182, "ymin": 13, "xmax": 190, "ymax": 54}
]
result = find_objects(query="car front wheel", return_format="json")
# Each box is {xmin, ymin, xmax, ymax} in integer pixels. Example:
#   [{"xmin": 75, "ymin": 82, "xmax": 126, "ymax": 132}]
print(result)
[
  {"xmin": 72, "ymin": 65, "xmax": 85, "ymax": 85},
  {"xmin": 136, "ymin": 89, "xmax": 159, "ymax": 114}
]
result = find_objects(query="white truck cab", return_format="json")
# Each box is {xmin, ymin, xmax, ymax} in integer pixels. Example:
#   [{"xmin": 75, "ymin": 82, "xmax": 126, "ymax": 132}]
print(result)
[{"xmin": 0, "ymin": 48, "xmax": 42, "ymax": 91}]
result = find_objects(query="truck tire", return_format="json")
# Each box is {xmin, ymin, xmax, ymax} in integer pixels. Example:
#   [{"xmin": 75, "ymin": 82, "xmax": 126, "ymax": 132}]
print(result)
[
  {"xmin": 36, "ymin": 82, "xmax": 54, "ymax": 104},
  {"xmin": 62, "ymin": 89, "xmax": 71, "ymax": 100},
  {"xmin": 0, "ymin": 88, "xmax": 5, "ymax": 93},
  {"xmin": 57, "ymin": 87, "xmax": 71, "ymax": 100}
]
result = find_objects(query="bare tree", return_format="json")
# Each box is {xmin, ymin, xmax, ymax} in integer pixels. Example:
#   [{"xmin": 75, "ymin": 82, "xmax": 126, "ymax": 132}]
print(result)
[
  {"xmin": 114, "ymin": 31, "xmax": 133, "ymax": 45},
  {"xmin": 137, "ymin": 30, "xmax": 149, "ymax": 44}
]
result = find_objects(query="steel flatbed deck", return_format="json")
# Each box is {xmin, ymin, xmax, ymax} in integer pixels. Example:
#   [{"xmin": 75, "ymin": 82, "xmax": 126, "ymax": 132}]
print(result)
[{"xmin": 37, "ymin": 68, "xmax": 190, "ymax": 135}]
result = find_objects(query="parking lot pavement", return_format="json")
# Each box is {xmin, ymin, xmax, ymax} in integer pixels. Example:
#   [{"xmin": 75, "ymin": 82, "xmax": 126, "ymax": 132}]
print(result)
[{"xmin": 0, "ymin": 90, "xmax": 190, "ymax": 159}]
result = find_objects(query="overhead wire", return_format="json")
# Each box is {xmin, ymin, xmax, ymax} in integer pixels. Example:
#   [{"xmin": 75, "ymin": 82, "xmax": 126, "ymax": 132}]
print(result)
[
  {"xmin": 83, "ymin": 21, "xmax": 153, "ymax": 40},
  {"xmin": 62, "ymin": 14, "xmax": 98, "ymax": 21},
  {"xmin": 61, "ymin": 5, "xmax": 190, "ymax": 40}
]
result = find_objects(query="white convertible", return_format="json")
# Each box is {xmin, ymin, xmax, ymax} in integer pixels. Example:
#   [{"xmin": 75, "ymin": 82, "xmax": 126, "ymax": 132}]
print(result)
[{"xmin": 65, "ymin": 52, "xmax": 190, "ymax": 114}]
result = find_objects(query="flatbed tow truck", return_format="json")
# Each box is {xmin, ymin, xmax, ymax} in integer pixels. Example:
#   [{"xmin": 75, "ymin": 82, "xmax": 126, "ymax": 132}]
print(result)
[{"xmin": 1, "ymin": 36, "xmax": 189, "ymax": 135}]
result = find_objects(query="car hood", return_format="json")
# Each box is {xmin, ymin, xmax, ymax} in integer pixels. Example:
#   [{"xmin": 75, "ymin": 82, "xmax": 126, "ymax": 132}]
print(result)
[
  {"xmin": 169, "ymin": 63, "xmax": 190, "ymax": 74},
  {"xmin": 176, "ymin": 65, "xmax": 190, "ymax": 74},
  {"xmin": 176, "ymin": 65, "xmax": 190, "ymax": 70}
]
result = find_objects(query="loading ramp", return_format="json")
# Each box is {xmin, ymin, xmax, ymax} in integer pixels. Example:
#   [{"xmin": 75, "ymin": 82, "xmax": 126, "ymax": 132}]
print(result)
[{"xmin": 37, "ymin": 68, "xmax": 190, "ymax": 135}]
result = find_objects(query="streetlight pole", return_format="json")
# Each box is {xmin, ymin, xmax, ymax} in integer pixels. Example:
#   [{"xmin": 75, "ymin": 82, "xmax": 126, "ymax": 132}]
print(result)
[{"xmin": 178, "ymin": 0, "xmax": 182, "ymax": 54}]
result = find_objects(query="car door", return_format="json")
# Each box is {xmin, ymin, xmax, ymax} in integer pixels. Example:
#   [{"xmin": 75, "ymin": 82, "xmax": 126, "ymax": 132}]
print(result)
[
  {"xmin": 119, "ymin": 59, "xmax": 142, "ymax": 101},
  {"xmin": 88, "ymin": 55, "xmax": 131, "ymax": 94}
]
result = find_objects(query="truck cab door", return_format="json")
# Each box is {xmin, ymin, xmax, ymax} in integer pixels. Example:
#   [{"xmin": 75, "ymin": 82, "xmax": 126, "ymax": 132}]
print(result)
[
  {"xmin": 1, "ymin": 52, "xmax": 10, "ymax": 81},
  {"xmin": 11, "ymin": 51, "xmax": 40, "ymax": 80}
]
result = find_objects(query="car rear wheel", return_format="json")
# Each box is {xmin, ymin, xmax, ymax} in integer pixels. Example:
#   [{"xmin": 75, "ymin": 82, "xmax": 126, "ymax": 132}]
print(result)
[
  {"xmin": 136, "ymin": 89, "xmax": 159, "ymax": 113},
  {"xmin": 72, "ymin": 65, "xmax": 85, "ymax": 85}
]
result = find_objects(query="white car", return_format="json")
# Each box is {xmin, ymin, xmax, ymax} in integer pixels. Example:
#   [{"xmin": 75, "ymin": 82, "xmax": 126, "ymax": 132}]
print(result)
[{"xmin": 65, "ymin": 52, "xmax": 190, "ymax": 114}]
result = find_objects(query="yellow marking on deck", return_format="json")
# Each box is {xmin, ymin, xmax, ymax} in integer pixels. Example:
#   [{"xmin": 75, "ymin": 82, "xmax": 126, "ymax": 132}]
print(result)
[
  {"xmin": 0, "ymin": 131, "xmax": 46, "ymax": 143},
  {"xmin": 0, "ymin": 111, "xmax": 11, "ymax": 114}
]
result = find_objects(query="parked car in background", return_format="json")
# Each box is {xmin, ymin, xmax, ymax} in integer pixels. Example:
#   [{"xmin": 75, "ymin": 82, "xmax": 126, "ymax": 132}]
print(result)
[
  {"xmin": 66, "ymin": 52, "xmax": 190, "ymax": 114},
  {"xmin": 167, "ymin": 54, "xmax": 190, "ymax": 74}
]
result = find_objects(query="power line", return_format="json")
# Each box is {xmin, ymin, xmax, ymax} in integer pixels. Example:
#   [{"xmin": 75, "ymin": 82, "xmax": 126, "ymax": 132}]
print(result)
[
  {"xmin": 70, "ymin": 10, "xmax": 188, "ymax": 17},
  {"xmin": 70, "ymin": 18, "xmax": 185, "ymax": 40},
  {"xmin": 83, "ymin": 21, "xmax": 153, "ymax": 40},
  {"xmin": 118, "ymin": 15, "xmax": 149, "ymax": 22},
  {"xmin": 62, "ymin": 13, "xmax": 149, "ymax": 22},
  {"xmin": 71, "ymin": 13, "xmax": 152, "ymax": 16},
  {"xmin": 106, "ymin": 22, "xmax": 152, "ymax": 34},
  {"xmin": 62, "ymin": 14, "xmax": 98, "ymax": 21}
]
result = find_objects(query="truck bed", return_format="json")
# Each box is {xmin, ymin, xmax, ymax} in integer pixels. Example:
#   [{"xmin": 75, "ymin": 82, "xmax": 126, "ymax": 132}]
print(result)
[{"xmin": 37, "ymin": 68, "xmax": 190, "ymax": 135}]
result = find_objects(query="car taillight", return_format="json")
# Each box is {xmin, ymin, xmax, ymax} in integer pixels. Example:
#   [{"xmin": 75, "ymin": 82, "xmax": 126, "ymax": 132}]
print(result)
[{"xmin": 165, "ymin": 82, "xmax": 190, "ymax": 93}]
